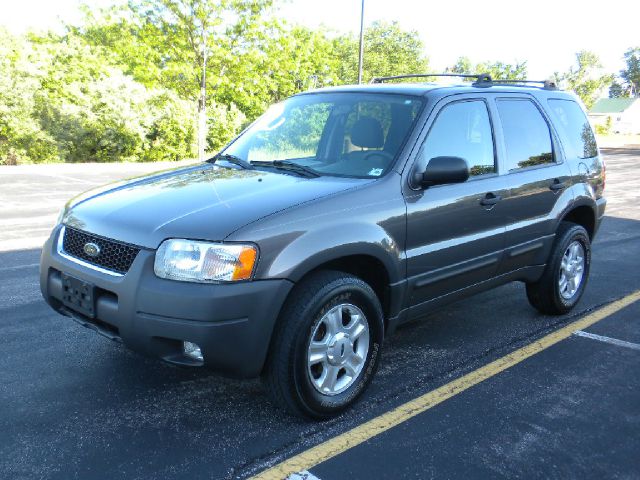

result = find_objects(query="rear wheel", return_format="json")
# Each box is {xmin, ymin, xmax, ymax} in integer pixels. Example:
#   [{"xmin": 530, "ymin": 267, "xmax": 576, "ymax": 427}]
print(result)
[
  {"xmin": 526, "ymin": 222, "xmax": 591, "ymax": 315},
  {"xmin": 263, "ymin": 270, "xmax": 384, "ymax": 419}
]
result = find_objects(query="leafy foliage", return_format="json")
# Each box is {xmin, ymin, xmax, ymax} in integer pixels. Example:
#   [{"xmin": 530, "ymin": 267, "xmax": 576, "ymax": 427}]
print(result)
[
  {"xmin": 609, "ymin": 80, "xmax": 628, "ymax": 98},
  {"xmin": 3, "ymin": 1, "xmax": 631, "ymax": 165},
  {"xmin": 555, "ymin": 51, "xmax": 613, "ymax": 109},
  {"xmin": 0, "ymin": 28, "xmax": 196, "ymax": 165},
  {"xmin": 449, "ymin": 56, "xmax": 528, "ymax": 80},
  {"xmin": 332, "ymin": 21, "xmax": 429, "ymax": 84},
  {"xmin": 0, "ymin": 29, "xmax": 58, "ymax": 165},
  {"xmin": 620, "ymin": 47, "xmax": 640, "ymax": 96},
  {"xmin": 1, "ymin": 6, "xmax": 433, "ymax": 164}
]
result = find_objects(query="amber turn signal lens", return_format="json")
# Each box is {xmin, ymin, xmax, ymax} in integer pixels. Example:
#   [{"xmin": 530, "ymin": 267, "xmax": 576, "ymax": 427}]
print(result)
[{"xmin": 232, "ymin": 246, "xmax": 258, "ymax": 281}]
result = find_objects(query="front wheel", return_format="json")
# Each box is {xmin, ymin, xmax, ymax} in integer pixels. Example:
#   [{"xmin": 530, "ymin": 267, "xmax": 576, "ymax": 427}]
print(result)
[
  {"xmin": 263, "ymin": 270, "xmax": 384, "ymax": 419},
  {"xmin": 526, "ymin": 222, "xmax": 591, "ymax": 315}
]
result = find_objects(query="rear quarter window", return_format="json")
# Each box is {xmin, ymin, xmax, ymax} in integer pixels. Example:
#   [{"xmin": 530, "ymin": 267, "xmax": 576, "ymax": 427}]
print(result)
[{"xmin": 547, "ymin": 99, "xmax": 598, "ymax": 159}]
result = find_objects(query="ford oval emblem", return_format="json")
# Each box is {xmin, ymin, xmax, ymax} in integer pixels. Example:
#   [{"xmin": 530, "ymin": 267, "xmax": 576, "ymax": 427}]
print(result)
[{"xmin": 83, "ymin": 242, "xmax": 101, "ymax": 258}]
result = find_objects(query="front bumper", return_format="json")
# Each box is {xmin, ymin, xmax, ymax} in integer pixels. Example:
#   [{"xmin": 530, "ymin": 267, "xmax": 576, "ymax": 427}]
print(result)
[{"xmin": 40, "ymin": 225, "xmax": 293, "ymax": 378}]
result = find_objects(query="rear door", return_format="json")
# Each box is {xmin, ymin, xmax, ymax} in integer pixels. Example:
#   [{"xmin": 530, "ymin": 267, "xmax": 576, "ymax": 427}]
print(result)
[
  {"xmin": 404, "ymin": 96, "xmax": 510, "ymax": 311},
  {"xmin": 490, "ymin": 94, "xmax": 574, "ymax": 274}
]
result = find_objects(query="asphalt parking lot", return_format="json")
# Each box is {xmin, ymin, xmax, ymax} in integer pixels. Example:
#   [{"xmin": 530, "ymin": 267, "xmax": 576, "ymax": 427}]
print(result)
[{"xmin": 1, "ymin": 149, "xmax": 639, "ymax": 480}]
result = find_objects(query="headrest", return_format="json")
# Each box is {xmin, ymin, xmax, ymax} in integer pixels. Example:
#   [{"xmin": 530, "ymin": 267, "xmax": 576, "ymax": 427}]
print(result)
[{"xmin": 351, "ymin": 117, "xmax": 384, "ymax": 149}]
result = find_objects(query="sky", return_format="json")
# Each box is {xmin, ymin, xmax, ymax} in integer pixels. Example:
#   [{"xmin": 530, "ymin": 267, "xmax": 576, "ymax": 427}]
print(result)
[{"xmin": 2, "ymin": 0, "xmax": 639, "ymax": 79}]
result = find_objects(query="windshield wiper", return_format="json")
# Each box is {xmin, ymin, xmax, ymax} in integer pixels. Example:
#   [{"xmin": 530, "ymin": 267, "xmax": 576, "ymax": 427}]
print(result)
[
  {"xmin": 251, "ymin": 160, "xmax": 321, "ymax": 178},
  {"xmin": 207, "ymin": 153, "xmax": 254, "ymax": 170}
]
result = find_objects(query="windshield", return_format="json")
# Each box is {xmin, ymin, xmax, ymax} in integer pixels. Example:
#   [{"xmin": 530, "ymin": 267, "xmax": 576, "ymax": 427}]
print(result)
[{"xmin": 222, "ymin": 92, "xmax": 424, "ymax": 178}]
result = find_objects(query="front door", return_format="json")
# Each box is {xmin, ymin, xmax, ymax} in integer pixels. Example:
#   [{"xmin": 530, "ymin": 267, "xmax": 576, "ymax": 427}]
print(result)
[{"xmin": 404, "ymin": 97, "xmax": 510, "ymax": 311}]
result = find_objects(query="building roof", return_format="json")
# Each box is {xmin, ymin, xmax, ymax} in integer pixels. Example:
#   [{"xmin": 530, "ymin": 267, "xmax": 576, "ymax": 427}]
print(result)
[{"xmin": 590, "ymin": 98, "xmax": 637, "ymax": 114}]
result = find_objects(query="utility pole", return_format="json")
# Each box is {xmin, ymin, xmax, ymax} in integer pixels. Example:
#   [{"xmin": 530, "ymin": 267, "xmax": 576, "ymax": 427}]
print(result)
[
  {"xmin": 198, "ymin": 25, "xmax": 208, "ymax": 162},
  {"xmin": 357, "ymin": 0, "xmax": 365, "ymax": 84}
]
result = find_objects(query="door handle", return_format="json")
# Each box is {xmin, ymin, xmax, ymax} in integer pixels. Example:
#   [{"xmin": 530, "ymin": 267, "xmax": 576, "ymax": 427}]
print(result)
[
  {"xmin": 549, "ymin": 179, "xmax": 566, "ymax": 191},
  {"xmin": 480, "ymin": 192, "xmax": 502, "ymax": 206}
]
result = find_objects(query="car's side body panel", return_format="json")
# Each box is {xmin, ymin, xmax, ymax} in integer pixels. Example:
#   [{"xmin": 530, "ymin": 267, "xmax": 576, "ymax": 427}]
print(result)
[
  {"xmin": 392, "ymin": 88, "xmax": 604, "ymax": 324},
  {"xmin": 486, "ymin": 92, "xmax": 576, "ymax": 273},
  {"xmin": 399, "ymin": 93, "xmax": 511, "ymax": 313},
  {"xmin": 226, "ymin": 174, "xmax": 409, "ymax": 320}
]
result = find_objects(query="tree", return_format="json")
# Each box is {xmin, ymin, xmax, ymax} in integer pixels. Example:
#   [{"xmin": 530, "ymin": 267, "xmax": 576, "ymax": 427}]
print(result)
[
  {"xmin": 332, "ymin": 21, "xmax": 429, "ymax": 84},
  {"xmin": 609, "ymin": 80, "xmax": 629, "ymax": 98},
  {"xmin": 556, "ymin": 51, "xmax": 613, "ymax": 109},
  {"xmin": 78, "ymin": 1, "xmax": 305, "ymax": 155},
  {"xmin": 620, "ymin": 47, "xmax": 640, "ymax": 97},
  {"xmin": 449, "ymin": 56, "xmax": 527, "ymax": 80},
  {"xmin": 0, "ymin": 28, "xmax": 58, "ymax": 165},
  {"xmin": 257, "ymin": 25, "xmax": 338, "ymax": 103},
  {"xmin": 121, "ymin": 0, "xmax": 275, "ymax": 160},
  {"xmin": 0, "ymin": 27, "xmax": 196, "ymax": 165},
  {"xmin": 3, "ymin": 5, "xmax": 437, "ymax": 163},
  {"xmin": 77, "ymin": 12, "xmax": 431, "ymax": 134}
]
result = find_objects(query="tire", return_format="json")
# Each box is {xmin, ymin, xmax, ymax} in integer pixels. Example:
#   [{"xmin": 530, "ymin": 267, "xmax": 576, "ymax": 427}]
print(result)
[
  {"xmin": 526, "ymin": 222, "xmax": 591, "ymax": 315},
  {"xmin": 262, "ymin": 270, "xmax": 384, "ymax": 419}
]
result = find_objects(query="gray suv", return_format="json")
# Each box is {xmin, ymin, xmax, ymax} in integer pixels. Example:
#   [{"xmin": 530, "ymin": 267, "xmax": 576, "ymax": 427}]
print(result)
[{"xmin": 40, "ymin": 74, "xmax": 606, "ymax": 418}]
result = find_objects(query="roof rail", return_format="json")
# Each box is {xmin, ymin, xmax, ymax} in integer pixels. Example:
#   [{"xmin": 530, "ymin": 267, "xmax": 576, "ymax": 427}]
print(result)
[
  {"xmin": 474, "ymin": 77, "xmax": 558, "ymax": 90},
  {"xmin": 370, "ymin": 73, "xmax": 558, "ymax": 90},
  {"xmin": 370, "ymin": 73, "xmax": 492, "ymax": 84}
]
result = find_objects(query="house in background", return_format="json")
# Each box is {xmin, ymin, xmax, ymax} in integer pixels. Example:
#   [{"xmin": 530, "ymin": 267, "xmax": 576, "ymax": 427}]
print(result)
[{"xmin": 589, "ymin": 98, "xmax": 640, "ymax": 134}]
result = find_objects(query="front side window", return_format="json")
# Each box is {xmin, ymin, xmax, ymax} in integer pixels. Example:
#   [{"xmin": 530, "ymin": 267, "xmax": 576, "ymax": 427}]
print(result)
[
  {"xmin": 419, "ymin": 100, "xmax": 495, "ymax": 177},
  {"xmin": 224, "ymin": 93, "xmax": 423, "ymax": 178},
  {"xmin": 497, "ymin": 99, "xmax": 554, "ymax": 170},
  {"xmin": 547, "ymin": 99, "xmax": 597, "ymax": 159}
]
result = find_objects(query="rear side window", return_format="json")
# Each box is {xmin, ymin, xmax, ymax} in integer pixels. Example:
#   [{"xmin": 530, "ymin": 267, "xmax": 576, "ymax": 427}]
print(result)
[
  {"xmin": 547, "ymin": 99, "xmax": 597, "ymax": 159},
  {"xmin": 420, "ymin": 100, "xmax": 495, "ymax": 177},
  {"xmin": 497, "ymin": 99, "xmax": 554, "ymax": 170}
]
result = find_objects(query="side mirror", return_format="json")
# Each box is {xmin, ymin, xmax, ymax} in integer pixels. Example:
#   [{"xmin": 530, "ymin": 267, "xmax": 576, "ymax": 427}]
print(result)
[{"xmin": 414, "ymin": 156, "xmax": 469, "ymax": 188}]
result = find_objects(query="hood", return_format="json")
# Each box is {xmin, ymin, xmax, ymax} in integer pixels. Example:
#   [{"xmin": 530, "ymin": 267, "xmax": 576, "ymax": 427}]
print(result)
[{"xmin": 63, "ymin": 163, "xmax": 368, "ymax": 249}]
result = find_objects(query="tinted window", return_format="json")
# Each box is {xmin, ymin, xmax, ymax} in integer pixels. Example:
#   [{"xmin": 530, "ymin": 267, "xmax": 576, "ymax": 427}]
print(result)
[
  {"xmin": 420, "ymin": 100, "xmax": 495, "ymax": 177},
  {"xmin": 547, "ymin": 99, "xmax": 597, "ymax": 159},
  {"xmin": 497, "ymin": 99, "xmax": 554, "ymax": 170}
]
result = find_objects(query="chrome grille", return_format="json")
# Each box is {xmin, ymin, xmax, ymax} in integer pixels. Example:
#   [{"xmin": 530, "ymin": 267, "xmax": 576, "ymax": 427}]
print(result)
[{"xmin": 62, "ymin": 227, "xmax": 140, "ymax": 274}]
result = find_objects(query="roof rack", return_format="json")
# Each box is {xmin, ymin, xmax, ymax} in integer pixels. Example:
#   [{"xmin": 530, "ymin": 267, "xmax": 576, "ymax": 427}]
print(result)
[
  {"xmin": 370, "ymin": 73, "xmax": 492, "ymax": 84},
  {"xmin": 370, "ymin": 73, "xmax": 558, "ymax": 90},
  {"xmin": 477, "ymin": 78, "xmax": 558, "ymax": 90}
]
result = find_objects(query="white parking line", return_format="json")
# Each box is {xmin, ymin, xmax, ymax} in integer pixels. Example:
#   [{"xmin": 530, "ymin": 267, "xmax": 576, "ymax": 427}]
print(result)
[
  {"xmin": 0, "ymin": 214, "xmax": 58, "ymax": 227},
  {"xmin": 39, "ymin": 173, "xmax": 104, "ymax": 185},
  {"xmin": 573, "ymin": 330, "xmax": 640, "ymax": 351},
  {"xmin": 0, "ymin": 263, "xmax": 40, "ymax": 273},
  {"xmin": 0, "ymin": 170, "xmax": 101, "ymax": 185},
  {"xmin": 0, "ymin": 237, "xmax": 47, "ymax": 253}
]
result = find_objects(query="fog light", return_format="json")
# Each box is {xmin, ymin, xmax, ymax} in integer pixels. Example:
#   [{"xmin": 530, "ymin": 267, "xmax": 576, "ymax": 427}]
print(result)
[{"xmin": 183, "ymin": 341, "xmax": 203, "ymax": 362}]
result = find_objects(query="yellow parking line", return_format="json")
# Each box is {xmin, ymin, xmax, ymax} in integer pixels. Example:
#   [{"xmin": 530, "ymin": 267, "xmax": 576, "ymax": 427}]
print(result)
[{"xmin": 253, "ymin": 290, "xmax": 640, "ymax": 480}]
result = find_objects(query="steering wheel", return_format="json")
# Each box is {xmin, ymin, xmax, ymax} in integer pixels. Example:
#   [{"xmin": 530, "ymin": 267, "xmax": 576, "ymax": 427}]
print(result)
[{"xmin": 362, "ymin": 150, "xmax": 394, "ymax": 163}]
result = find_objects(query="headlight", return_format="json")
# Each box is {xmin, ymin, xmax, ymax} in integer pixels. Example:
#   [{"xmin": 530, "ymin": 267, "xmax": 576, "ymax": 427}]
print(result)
[{"xmin": 154, "ymin": 239, "xmax": 258, "ymax": 283}]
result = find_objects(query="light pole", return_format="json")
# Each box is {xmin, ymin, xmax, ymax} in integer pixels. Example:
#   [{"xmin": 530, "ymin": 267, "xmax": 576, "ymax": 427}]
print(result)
[
  {"xmin": 357, "ymin": 0, "xmax": 365, "ymax": 84},
  {"xmin": 198, "ymin": 26, "xmax": 208, "ymax": 162}
]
